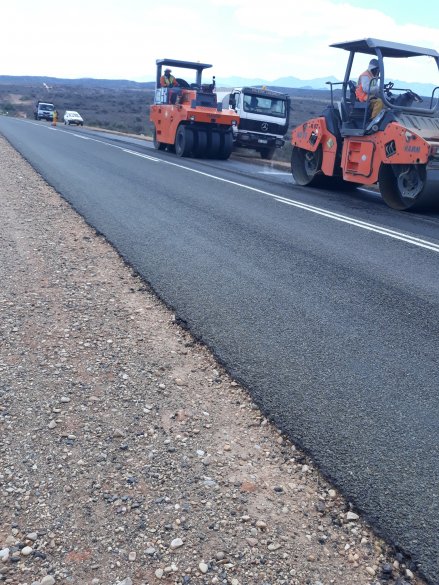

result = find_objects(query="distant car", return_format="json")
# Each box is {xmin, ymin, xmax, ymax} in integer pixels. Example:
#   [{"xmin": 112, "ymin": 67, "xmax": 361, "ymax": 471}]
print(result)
[{"xmin": 64, "ymin": 111, "xmax": 84, "ymax": 126}]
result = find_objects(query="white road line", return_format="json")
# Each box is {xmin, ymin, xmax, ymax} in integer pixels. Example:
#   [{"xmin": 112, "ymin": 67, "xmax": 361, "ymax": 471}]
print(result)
[
  {"xmin": 358, "ymin": 187, "xmax": 381, "ymax": 197},
  {"xmin": 155, "ymin": 158, "xmax": 439, "ymax": 254},
  {"xmin": 258, "ymin": 170, "xmax": 291, "ymax": 175},
  {"xmin": 26, "ymin": 121, "xmax": 438, "ymax": 254},
  {"xmin": 72, "ymin": 134, "xmax": 90, "ymax": 140},
  {"xmin": 274, "ymin": 197, "xmax": 439, "ymax": 253},
  {"xmin": 122, "ymin": 148, "xmax": 160, "ymax": 161}
]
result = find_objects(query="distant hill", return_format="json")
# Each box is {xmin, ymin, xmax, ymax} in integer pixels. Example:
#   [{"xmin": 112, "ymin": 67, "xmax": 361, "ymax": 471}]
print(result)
[
  {"xmin": 216, "ymin": 75, "xmax": 340, "ymax": 90},
  {"xmin": 2, "ymin": 73, "xmax": 334, "ymax": 92},
  {"xmin": 215, "ymin": 76, "xmax": 334, "ymax": 90},
  {"xmin": 388, "ymin": 79, "xmax": 437, "ymax": 99},
  {"xmin": 0, "ymin": 75, "xmax": 155, "ymax": 90},
  {"xmin": 1, "ymin": 74, "xmax": 436, "ymax": 96},
  {"xmin": 216, "ymin": 74, "xmax": 436, "ymax": 95}
]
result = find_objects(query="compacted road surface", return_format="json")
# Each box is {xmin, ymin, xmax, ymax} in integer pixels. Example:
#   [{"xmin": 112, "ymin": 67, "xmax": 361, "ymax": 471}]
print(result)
[{"xmin": 1, "ymin": 117, "xmax": 438, "ymax": 585}]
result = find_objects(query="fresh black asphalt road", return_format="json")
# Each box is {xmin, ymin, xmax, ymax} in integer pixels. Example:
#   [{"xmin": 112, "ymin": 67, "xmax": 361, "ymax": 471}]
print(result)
[{"xmin": 1, "ymin": 117, "xmax": 438, "ymax": 584}]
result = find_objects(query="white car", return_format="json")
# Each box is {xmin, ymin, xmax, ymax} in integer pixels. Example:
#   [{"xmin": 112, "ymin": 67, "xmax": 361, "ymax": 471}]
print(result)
[{"xmin": 64, "ymin": 111, "xmax": 84, "ymax": 126}]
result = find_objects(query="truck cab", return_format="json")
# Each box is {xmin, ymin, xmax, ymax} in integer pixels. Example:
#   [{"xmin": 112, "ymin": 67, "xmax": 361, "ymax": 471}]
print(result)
[{"xmin": 218, "ymin": 87, "xmax": 290, "ymax": 159}]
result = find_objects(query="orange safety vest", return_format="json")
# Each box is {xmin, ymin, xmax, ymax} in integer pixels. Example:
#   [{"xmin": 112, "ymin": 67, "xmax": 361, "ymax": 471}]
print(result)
[
  {"xmin": 160, "ymin": 74, "xmax": 177, "ymax": 87},
  {"xmin": 355, "ymin": 69, "xmax": 375, "ymax": 102}
]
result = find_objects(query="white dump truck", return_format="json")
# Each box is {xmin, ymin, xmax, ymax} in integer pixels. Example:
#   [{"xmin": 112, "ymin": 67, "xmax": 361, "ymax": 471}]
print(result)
[{"xmin": 216, "ymin": 87, "xmax": 291, "ymax": 159}]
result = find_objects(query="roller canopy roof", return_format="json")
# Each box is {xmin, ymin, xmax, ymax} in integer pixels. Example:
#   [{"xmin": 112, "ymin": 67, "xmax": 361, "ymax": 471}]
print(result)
[
  {"xmin": 156, "ymin": 59, "xmax": 212, "ymax": 71},
  {"xmin": 330, "ymin": 38, "xmax": 439, "ymax": 58}
]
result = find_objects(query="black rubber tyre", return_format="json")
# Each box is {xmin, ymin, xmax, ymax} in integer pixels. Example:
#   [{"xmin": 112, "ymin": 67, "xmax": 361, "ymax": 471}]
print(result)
[
  {"xmin": 207, "ymin": 131, "xmax": 221, "ymax": 158},
  {"xmin": 175, "ymin": 126, "xmax": 194, "ymax": 157},
  {"xmin": 153, "ymin": 128, "xmax": 166, "ymax": 151},
  {"xmin": 291, "ymin": 146, "xmax": 323, "ymax": 186},
  {"xmin": 378, "ymin": 163, "xmax": 435, "ymax": 211},
  {"xmin": 260, "ymin": 147, "xmax": 276, "ymax": 160},
  {"xmin": 218, "ymin": 132, "xmax": 233, "ymax": 160},
  {"xmin": 193, "ymin": 129, "xmax": 208, "ymax": 157}
]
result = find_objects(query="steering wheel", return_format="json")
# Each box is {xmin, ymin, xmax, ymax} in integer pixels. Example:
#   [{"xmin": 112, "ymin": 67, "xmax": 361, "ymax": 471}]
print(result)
[
  {"xmin": 408, "ymin": 89, "xmax": 423, "ymax": 103},
  {"xmin": 175, "ymin": 78, "xmax": 190, "ymax": 88}
]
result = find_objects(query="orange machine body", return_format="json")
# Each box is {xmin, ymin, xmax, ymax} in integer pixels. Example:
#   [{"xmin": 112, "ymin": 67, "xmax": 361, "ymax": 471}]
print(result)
[
  {"xmin": 292, "ymin": 118, "xmax": 432, "ymax": 185},
  {"xmin": 150, "ymin": 60, "xmax": 239, "ymax": 159},
  {"xmin": 150, "ymin": 87, "xmax": 239, "ymax": 146},
  {"xmin": 289, "ymin": 39, "xmax": 439, "ymax": 210}
]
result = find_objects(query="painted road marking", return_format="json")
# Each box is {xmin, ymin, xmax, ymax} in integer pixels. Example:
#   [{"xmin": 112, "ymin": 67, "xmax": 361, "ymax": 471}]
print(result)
[
  {"xmin": 273, "ymin": 196, "xmax": 439, "ymax": 253},
  {"xmin": 122, "ymin": 148, "xmax": 160, "ymax": 161},
  {"xmin": 24, "ymin": 119, "xmax": 439, "ymax": 254},
  {"xmin": 156, "ymin": 159, "xmax": 439, "ymax": 254}
]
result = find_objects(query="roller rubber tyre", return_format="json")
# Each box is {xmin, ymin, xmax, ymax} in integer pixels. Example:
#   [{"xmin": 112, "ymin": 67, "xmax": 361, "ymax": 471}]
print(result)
[
  {"xmin": 218, "ymin": 132, "xmax": 233, "ymax": 160},
  {"xmin": 193, "ymin": 129, "xmax": 208, "ymax": 158},
  {"xmin": 291, "ymin": 146, "xmax": 323, "ymax": 186},
  {"xmin": 378, "ymin": 163, "xmax": 435, "ymax": 211},
  {"xmin": 175, "ymin": 126, "xmax": 194, "ymax": 157},
  {"xmin": 207, "ymin": 131, "xmax": 221, "ymax": 158}
]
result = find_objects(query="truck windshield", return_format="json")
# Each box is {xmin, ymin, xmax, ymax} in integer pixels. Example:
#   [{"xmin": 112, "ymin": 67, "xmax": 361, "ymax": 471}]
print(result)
[
  {"xmin": 40, "ymin": 104, "xmax": 54, "ymax": 110},
  {"xmin": 243, "ymin": 94, "xmax": 287, "ymax": 118}
]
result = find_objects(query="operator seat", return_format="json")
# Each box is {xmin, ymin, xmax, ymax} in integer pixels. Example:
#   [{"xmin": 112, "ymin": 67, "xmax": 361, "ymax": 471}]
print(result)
[
  {"xmin": 340, "ymin": 81, "xmax": 370, "ymax": 135},
  {"xmin": 321, "ymin": 105, "xmax": 342, "ymax": 140},
  {"xmin": 347, "ymin": 81, "xmax": 369, "ymax": 116}
]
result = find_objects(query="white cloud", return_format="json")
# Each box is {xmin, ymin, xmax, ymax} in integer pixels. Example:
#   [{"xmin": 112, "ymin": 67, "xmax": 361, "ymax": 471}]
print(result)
[{"xmin": 1, "ymin": 0, "xmax": 437, "ymax": 83}]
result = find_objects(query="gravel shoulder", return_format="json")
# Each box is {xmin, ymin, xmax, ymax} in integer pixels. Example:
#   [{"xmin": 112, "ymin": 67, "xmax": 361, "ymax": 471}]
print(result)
[{"xmin": 0, "ymin": 135, "xmax": 424, "ymax": 585}]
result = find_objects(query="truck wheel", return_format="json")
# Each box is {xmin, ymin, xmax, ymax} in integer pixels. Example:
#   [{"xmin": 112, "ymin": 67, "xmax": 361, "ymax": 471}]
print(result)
[
  {"xmin": 260, "ymin": 147, "xmax": 275, "ymax": 160},
  {"xmin": 193, "ymin": 129, "xmax": 208, "ymax": 157},
  {"xmin": 378, "ymin": 163, "xmax": 435, "ymax": 211},
  {"xmin": 218, "ymin": 132, "xmax": 233, "ymax": 160},
  {"xmin": 153, "ymin": 128, "xmax": 166, "ymax": 151},
  {"xmin": 175, "ymin": 126, "xmax": 194, "ymax": 157},
  {"xmin": 291, "ymin": 146, "xmax": 323, "ymax": 186}
]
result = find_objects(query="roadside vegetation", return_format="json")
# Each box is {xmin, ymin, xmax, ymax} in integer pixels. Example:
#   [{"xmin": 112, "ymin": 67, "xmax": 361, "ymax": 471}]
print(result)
[{"xmin": 0, "ymin": 81, "xmax": 332, "ymax": 163}]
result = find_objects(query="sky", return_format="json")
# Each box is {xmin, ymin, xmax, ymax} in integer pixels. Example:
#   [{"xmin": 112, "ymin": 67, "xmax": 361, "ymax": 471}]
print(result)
[{"xmin": 1, "ymin": 0, "xmax": 438, "ymax": 83}]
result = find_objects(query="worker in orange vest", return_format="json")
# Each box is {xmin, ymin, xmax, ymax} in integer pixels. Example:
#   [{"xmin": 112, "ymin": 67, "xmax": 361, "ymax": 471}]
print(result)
[
  {"xmin": 52, "ymin": 109, "xmax": 58, "ymax": 126},
  {"xmin": 160, "ymin": 68, "xmax": 179, "ymax": 88},
  {"xmin": 355, "ymin": 58, "xmax": 383, "ymax": 119}
]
